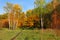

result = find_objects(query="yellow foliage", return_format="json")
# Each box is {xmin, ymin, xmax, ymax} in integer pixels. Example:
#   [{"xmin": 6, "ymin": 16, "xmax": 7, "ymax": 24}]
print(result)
[{"xmin": 13, "ymin": 4, "xmax": 22, "ymax": 11}]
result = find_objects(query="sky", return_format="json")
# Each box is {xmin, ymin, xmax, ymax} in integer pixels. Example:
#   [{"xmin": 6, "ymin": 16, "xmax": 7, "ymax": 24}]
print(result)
[{"xmin": 0, "ymin": 0, "xmax": 52, "ymax": 14}]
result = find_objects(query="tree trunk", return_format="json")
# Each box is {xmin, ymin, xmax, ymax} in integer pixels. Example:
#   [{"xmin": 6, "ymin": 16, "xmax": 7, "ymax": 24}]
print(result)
[
  {"xmin": 41, "ymin": 17, "xmax": 43, "ymax": 29},
  {"xmin": 52, "ymin": 0, "xmax": 57, "ymax": 29},
  {"xmin": 8, "ymin": 12, "xmax": 11, "ymax": 30},
  {"xmin": 13, "ymin": 12, "xmax": 16, "ymax": 30}
]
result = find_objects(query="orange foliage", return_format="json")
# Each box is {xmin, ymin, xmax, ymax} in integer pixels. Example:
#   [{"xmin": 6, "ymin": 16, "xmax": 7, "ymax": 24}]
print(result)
[
  {"xmin": 0, "ymin": 19, "xmax": 9, "ymax": 28},
  {"xmin": 52, "ymin": 11, "xmax": 60, "ymax": 29}
]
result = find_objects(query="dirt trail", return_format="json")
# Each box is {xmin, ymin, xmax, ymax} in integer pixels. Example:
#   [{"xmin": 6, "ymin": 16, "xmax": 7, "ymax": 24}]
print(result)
[{"xmin": 11, "ymin": 30, "xmax": 22, "ymax": 40}]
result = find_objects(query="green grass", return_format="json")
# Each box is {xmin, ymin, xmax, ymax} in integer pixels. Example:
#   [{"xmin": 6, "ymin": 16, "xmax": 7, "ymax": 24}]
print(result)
[
  {"xmin": 0, "ymin": 28, "xmax": 21, "ymax": 40},
  {"xmin": 0, "ymin": 28, "xmax": 60, "ymax": 40},
  {"xmin": 15, "ymin": 29, "xmax": 60, "ymax": 40}
]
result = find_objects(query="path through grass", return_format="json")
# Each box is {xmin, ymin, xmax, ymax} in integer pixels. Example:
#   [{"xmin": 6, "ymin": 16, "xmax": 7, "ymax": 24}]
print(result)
[
  {"xmin": 0, "ymin": 28, "xmax": 60, "ymax": 40},
  {"xmin": 0, "ymin": 28, "xmax": 20, "ymax": 40}
]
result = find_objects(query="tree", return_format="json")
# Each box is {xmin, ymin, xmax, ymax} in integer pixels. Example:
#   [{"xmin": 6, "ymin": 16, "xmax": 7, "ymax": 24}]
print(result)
[
  {"xmin": 12, "ymin": 4, "xmax": 22, "ymax": 29},
  {"xmin": 26, "ymin": 10, "xmax": 33, "ymax": 17},
  {"xmin": 18, "ymin": 12, "xmax": 26, "ymax": 28},
  {"xmin": 26, "ymin": 9, "xmax": 40, "ymax": 29},
  {"xmin": 51, "ymin": 0, "xmax": 60, "ymax": 29},
  {"xmin": 4, "ymin": 2, "xmax": 22, "ymax": 30},
  {"xmin": 34, "ymin": 0, "xmax": 46, "ymax": 29},
  {"xmin": 4, "ymin": 2, "xmax": 13, "ymax": 29}
]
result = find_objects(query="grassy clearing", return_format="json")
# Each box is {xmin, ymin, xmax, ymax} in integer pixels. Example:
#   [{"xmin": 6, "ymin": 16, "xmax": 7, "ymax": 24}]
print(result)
[
  {"xmin": 15, "ymin": 29, "xmax": 60, "ymax": 40},
  {"xmin": 0, "ymin": 28, "xmax": 21, "ymax": 40},
  {"xmin": 0, "ymin": 28, "xmax": 60, "ymax": 40}
]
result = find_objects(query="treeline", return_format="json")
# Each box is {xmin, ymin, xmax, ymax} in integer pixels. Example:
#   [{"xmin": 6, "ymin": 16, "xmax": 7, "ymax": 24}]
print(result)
[{"xmin": 0, "ymin": 0, "xmax": 60, "ymax": 29}]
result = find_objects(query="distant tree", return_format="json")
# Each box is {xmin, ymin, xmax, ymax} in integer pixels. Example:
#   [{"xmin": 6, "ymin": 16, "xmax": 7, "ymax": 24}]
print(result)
[{"xmin": 26, "ymin": 9, "xmax": 40, "ymax": 29}]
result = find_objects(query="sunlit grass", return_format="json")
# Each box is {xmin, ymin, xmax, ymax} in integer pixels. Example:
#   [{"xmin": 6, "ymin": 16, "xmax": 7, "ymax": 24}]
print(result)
[
  {"xmin": 0, "ymin": 28, "xmax": 20, "ymax": 40},
  {"xmin": 16, "ymin": 29, "xmax": 60, "ymax": 40},
  {"xmin": 0, "ymin": 28, "xmax": 60, "ymax": 40}
]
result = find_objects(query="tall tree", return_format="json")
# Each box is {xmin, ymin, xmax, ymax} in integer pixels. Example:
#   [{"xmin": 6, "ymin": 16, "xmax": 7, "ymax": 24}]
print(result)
[
  {"xmin": 34, "ymin": 0, "xmax": 46, "ymax": 29},
  {"xmin": 4, "ymin": 3, "xmax": 22, "ymax": 30},
  {"xmin": 4, "ymin": 2, "xmax": 13, "ymax": 29},
  {"xmin": 13, "ymin": 4, "xmax": 22, "ymax": 29},
  {"xmin": 53, "ymin": 0, "xmax": 57, "ymax": 28}
]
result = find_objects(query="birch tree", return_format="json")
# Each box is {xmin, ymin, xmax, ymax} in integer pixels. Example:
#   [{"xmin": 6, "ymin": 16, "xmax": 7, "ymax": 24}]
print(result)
[
  {"xmin": 34, "ymin": 0, "xmax": 46, "ymax": 29},
  {"xmin": 4, "ymin": 2, "xmax": 13, "ymax": 29},
  {"xmin": 4, "ymin": 3, "xmax": 22, "ymax": 30},
  {"xmin": 13, "ymin": 4, "xmax": 22, "ymax": 29}
]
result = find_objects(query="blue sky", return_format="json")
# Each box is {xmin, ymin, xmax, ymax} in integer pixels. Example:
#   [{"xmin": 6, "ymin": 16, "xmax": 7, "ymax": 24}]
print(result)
[{"xmin": 0, "ymin": 0, "xmax": 52, "ymax": 14}]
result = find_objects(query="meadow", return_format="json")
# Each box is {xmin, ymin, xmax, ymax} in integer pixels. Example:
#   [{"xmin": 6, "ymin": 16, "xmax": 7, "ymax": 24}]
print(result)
[
  {"xmin": 0, "ymin": 28, "xmax": 60, "ymax": 40},
  {"xmin": 0, "ymin": 0, "xmax": 60, "ymax": 40}
]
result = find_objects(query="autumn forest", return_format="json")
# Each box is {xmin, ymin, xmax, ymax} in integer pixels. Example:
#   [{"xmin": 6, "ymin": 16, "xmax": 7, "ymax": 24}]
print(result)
[
  {"xmin": 0, "ymin": 0, "xmax": 60, "ymax": 40},
  {"xmin": 0, "ymin": 0, "xmax": 60, "ymax": 30}
]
